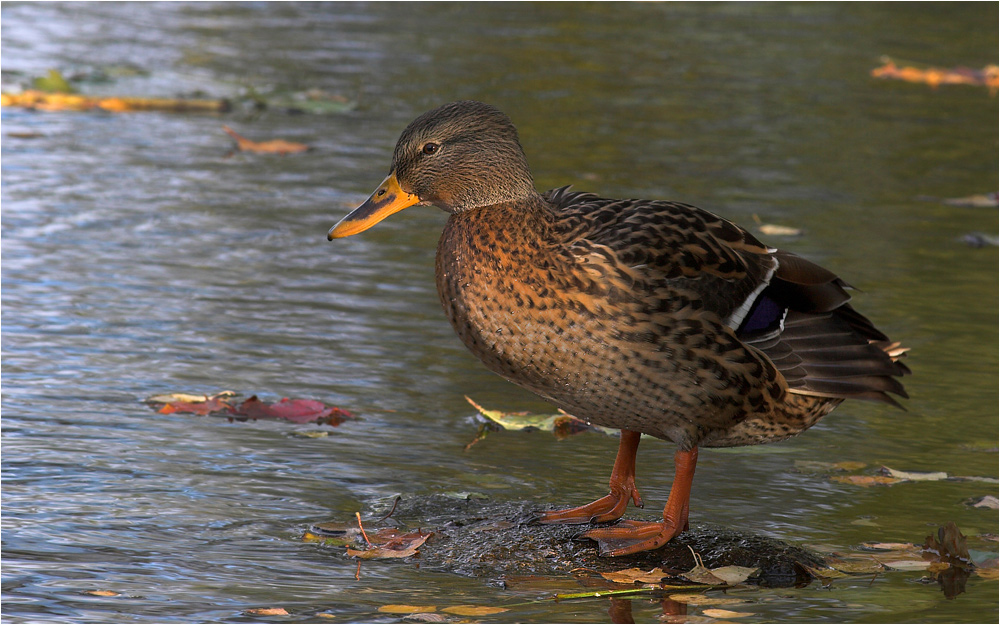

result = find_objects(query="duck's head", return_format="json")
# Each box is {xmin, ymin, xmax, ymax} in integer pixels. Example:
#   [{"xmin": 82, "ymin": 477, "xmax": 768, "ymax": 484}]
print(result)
[{"xmin": 328, "ymin": 101, "xmax": 537, "ymax": 239}]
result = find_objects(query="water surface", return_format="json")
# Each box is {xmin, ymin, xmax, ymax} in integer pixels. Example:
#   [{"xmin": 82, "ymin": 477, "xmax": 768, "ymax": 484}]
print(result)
[{"xmin": 2, "ymin": 3, "xmax": 997, "ymax": 623}]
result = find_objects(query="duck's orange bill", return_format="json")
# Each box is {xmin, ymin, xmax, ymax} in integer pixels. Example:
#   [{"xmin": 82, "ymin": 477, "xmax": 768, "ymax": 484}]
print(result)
[{"xmin": 328, "ymin": 172, "xmax": 420, "ymax": 240}]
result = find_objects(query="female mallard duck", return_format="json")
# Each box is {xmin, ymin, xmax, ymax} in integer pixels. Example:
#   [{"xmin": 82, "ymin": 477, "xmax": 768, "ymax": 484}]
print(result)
[{"xmin": 328, "ymin": 101, "xmax": 909, "ymax": 556}]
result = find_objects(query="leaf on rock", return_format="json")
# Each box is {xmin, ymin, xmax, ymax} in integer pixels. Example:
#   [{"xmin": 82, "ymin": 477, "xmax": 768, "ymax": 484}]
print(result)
[
  {"xmin": 223, "ymin": 125, "xmax": 310, "ymax": 154},
  {"xmin": 346, "ymin": 529, "xmax": 431, "ymax": 560},
  {"xmin": 681, "ymin": 548, "xmax": 757, "ymax": 586},
  {"xmin": 599, "ymin": 567, "xmax": 670, "ymax": 585}
]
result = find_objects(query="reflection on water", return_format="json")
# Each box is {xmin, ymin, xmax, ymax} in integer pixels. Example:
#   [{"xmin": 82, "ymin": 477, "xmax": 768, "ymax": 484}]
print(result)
[{"xmin": 2, "ymin": 2, "xmax": 997, "ymax": 623}]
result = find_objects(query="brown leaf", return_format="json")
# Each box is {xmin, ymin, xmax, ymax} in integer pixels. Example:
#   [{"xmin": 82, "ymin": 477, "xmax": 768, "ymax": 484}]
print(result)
[
  {"xmin": 157, "ymin": 393, "xmax": 234, "ymax": 416},
  {"xmin": 599, "ymin": 567, "xmax": 669, "ymax": 585},
  {"xmin": 346, "ymin": 529, "xmax": 431, "ymax": 560},
  {"xmin": 923, "ymin": 522, "xmax": 970, "ymax": 563},
  {"xmin": 702, "ymin": 608, "xmax": 755, "ymax": 618},
  {"xmin": 223, "ymin": 126, "xmax": 309, "ymax": 154},
  {"xmin": 243, "ymin": 607, "xmax": 289, "ymax": 616},
  {"xmin": 441, "ymin": 605, "xmax": 509, "ymax": 616},
  {"xmin": 666, "ymin": 594, "xmax": 749, "ymax": 606},
  {"xmin": 831, "ymin": 475, "xmax": 900, "ymax": 487},
  {"xmin": 84, "ymin": 590, "xmax": 120, "ymax": 597},
  {"xmin": 233, "ymin": 396, "xmax": 353, "ymax": 425}
]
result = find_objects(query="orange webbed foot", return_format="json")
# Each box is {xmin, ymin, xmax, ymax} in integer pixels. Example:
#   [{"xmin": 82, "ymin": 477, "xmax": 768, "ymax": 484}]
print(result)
[
  {"xmin": 534, "ymin": 430, "xmax": 643, "ymax": 525},
  {"xmin": 581, "ymin": 519, "xmax": 686, "ymax": 556}
]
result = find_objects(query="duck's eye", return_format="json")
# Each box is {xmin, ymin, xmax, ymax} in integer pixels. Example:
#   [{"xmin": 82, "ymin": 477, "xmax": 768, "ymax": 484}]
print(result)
[{"xmin": 422, "ymin": 142, "xmax": 439, "ymax": 155}]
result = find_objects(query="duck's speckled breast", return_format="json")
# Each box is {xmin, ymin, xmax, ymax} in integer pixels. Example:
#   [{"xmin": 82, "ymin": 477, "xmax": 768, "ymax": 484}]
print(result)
[{"xmin": 435, "ymin": 201, "xmax": 695, "ymax": 444}]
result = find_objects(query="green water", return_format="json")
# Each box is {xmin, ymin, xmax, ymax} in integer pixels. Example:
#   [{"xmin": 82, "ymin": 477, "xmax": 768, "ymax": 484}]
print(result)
[{"xmin": 2, "ymin": 3, "xmax": 996, "ymax": 622}]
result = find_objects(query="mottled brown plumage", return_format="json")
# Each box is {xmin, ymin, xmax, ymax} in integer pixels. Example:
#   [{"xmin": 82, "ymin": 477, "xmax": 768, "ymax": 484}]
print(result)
[{"xmin": 328, "ymin": 101, "xmax": 909, "ymax": 555}]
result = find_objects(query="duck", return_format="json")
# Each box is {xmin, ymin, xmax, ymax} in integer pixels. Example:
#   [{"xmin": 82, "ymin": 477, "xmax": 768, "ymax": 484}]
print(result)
[{"xmin": 328, "ymin": 100, "xmax": 910, "ymax": 556}]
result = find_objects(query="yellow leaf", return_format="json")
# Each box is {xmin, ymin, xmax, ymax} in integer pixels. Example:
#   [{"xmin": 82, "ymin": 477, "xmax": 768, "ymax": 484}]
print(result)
[
  {"xmin": 702, "ymin": 608, "xmax": 755, "ymax": 618},
  {"xmin": 377, "ymin": 605, "xmax": 437, "ymax": 614},
  {"xmin": 84, "ymin": 590, "xmax": 119, "ymax": 597},
  {"xmin": 442, "ymin": 605, "xmax": 510, "ymax": 616}
]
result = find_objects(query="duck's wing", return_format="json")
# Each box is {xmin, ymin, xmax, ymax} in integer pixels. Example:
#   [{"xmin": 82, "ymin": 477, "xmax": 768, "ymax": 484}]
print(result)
[{"xmin": 544, "ymin": 187, "xmax": 909, "ymax": 406}]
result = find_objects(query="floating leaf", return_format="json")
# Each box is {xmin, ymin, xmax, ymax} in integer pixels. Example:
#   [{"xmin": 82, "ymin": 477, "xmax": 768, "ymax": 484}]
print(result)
[
  {"xmin": 465, "ymin": 396, "xmax": 617, "ymax": 437},
  {"xmin": 377, "ymin": 605, "xmax": 438, "ymax": 614},
  {"xmin": 234, "ymin": 396, "xmax": 352, "ymax": 425},
  {"xmin": 943, "ymin": 192, "xmax": 998, "ymax": 208},
  {"xmin": 223, "ymin": 125, "xmax": 310, "ymax": 155},
  {"xmin": 599, "ymin": 567, "xmax": 669, "ymax": 585},
  {"xmin": 84, "ymin": 590, "xmax": 119, "ymax": 597},
  {"xmin": 966, "ymin": 495, "xmax": 999, "ymax": 509},
  {"xmin": 157, "ymin": 393, "xmax": 235, "ymax": 416},
  {"xmin": 441, "ymin": 605, "xmax": 509, "ymax": 616},
  {"xmin": 879, "ymin": 466, "xmax": 949, "ymax": 482},
  {"xmin": 1, "ymin": 89, "xmax": 228, "ymax": 113},
  {"xmin": 702, "ymin": 608, "xmax": 755, "ymax": 618},
  {"xmin": 148, "ymin": 392, "xmax": 353, "ymax": 426},
  {"xmin": 244, "ymin": 607, "xmax": 289, "ymax": 616},
  {"xmin": 831, "ymin": 475, "xmax": 900, "ymax": 487},
  {"xmin": 758, "ymin": 224, "xmax": 803, "ymax": 237},
  {"xmin": 871, "ymin": 57, "xmax": 999, "ymax": 93},
  {"xmin": 667, "ymin": 594, "xmax": 749, "ymax": 606},
  {"xmin": 923, "ymin": 522, "xmax": 970, "ymax": 563},
  {"xmin": 32, "ymin": 69, "xmax": 76, "ymax": 93},
  {"xmin": 146, "ymin": 391, "xmax": 236, "ymax": 404}
]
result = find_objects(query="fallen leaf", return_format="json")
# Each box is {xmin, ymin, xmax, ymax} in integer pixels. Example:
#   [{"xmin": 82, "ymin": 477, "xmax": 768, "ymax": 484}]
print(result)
[
  {"xmin": 976, "ymin": 567, "xmax": 999, "ymax": 580},
  {"xmin": 146, "ymin": 391, "xmax": 236, "ymax": 404},
  {"xmin": 832, "ymin": 461, "xmax": 868, "ymax": 472},
  {"xmin": 681, "ymin": 548, "xmax": 757, "ymax": 586},
  {"xmin": 465, "ymin": 396, "xmax": 617, "ymax": 437},
  {"xmin": 666, "ymin": 594, "xmax": 749, "ymax": 606},
  {"xmin": 223, "ymin": 126, "xmax": 310, "ymax": 154},
  {"xmin": 243, "ymin": 607, "xmax": 289, "ymax": 616},
  {"xmin": 84, "ymin": 590, "xmax": 119, "ymax": 597},
  {"xmin": 758, "ymin": 224, "xmax": 803, "ymax": 237},
  {"xmin": 879, "ymin": 466, "xmax": 949, "ymax": 482},
  {"xmin": 346, "ymin": 529, "xmax": 431, "ymax": 560},
  {"xmin": 702, "ymin": 608, "xmax": 755, "ymax": 618},
  {"xmin": 234, "ymin": 396, "xmax": 352, "ymax": 425},
  {"xmin": 377, "ymin": 605, "xmax": 438, "ymax": 614},
  {"xmin": 441, "ymin": 605, "xmax": 509, "ymax": 616},
  {"xmin": 966, "ymin": 495, "xmax": 999, "ymax": 509},
  {"xmin": 831, "ymin": 475, "xmax": 900, "ymax": 487},
  {"xmin": 923, "ymin": 522, "xmax": 970, "ymax": 563},
  {"xmin": 871, "ymin": 57, "xmax": 999, "ymax": 93},
  {"xmin": 600, "ymin": 567, "xmax": 669, "ymax": 585},
  {"xmin": 400, "ymin": 614, "xmax": 449, "ymax": 623},
  {"xmin": 1, "ymin": 89, "xmax": 228, "ymax": 113},
  {"xmin": 943, "ymin": 192, "xmax": 999, "ymax": 208},
  {"xmin": 158, "ymin": 393, "xmax": 234, "ymax": 416}
]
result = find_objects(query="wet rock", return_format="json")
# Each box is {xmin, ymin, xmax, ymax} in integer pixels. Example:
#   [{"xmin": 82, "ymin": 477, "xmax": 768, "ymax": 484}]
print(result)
[{"xmin": 327, "ymin": 495, "xmax": 825, "ymax": 588}]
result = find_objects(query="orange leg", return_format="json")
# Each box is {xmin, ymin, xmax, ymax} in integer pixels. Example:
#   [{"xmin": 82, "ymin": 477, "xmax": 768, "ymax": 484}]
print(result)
[
  {"xmin": 582, "ymin": 446, "xmax": 698, "ymax": 556},
  {"xmin": 536, "ymin": 430, "xmax": 643, "ymax": 524}
]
